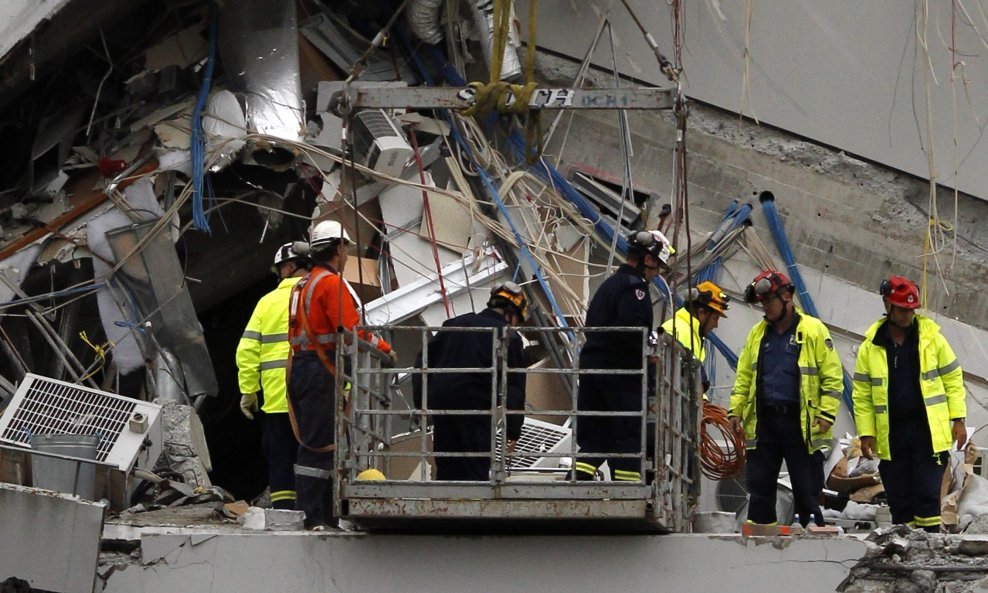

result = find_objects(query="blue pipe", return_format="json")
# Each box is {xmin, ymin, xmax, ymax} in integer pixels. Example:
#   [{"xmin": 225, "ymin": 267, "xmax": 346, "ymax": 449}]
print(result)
[{"xmin": 759, "ymin": 191, "xmax": 854, "ymax": 413}]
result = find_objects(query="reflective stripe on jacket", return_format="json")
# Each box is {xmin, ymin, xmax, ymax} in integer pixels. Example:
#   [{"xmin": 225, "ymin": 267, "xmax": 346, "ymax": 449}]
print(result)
[
  {"xmin": 287, "ymin": 264, "xmax": 391, "ymax": 356},
  {"xmin": 729, "ymin": 307, "xmax": 843, "ymax": 453},
  {"xmin": 236, "ymin": 277, "xmax": 300, "ymax": 414},
  {"xmin": 851, "ymin": 315, "xmax": 965, "ymax": 459},
  {"xmin": 661, "ymin": 307, "xmax": 705, "ymax": 362}
]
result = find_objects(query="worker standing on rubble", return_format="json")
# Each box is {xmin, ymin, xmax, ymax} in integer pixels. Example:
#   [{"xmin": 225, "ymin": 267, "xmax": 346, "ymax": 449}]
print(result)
[
  {"xmin": 574, "ymin": 230, "xmax": 672, "ymax": 482},
  {"xmin": 661, "ymin": 281, "xmax": 730, "ymax": 396},
  {"xmin": 729, "ymin": 270, "xmax": 842, "ymax": 528},
  {"xmin": 287, "ymin": 220, "xmax": 396, "ymax": 530},
  {"xmin": 412, "ymin": 282, "xmax": 528, "ymax": 480},
  {"xmin": 852, "ymin": 275, "xmax": 967, "ymax": 532},
  {"xmin": 235, "ymin": 243, "xmax": 310, "ymax": 510}
]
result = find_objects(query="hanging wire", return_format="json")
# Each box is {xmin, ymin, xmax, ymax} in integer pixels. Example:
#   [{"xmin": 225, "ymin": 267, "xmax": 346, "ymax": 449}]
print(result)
[{"xmin": 190, "ymin": 10, "xmax": 218, "ymax": 233}]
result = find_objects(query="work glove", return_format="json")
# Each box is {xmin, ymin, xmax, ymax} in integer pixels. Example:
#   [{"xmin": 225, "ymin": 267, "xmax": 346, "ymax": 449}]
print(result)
[
  {"xmin": 240, "ymin": 392, "xmax": 258, "ymax": 420},
  {"xmin": 381, "ymin": 350, "xmax": 399, "ymax": 368}
]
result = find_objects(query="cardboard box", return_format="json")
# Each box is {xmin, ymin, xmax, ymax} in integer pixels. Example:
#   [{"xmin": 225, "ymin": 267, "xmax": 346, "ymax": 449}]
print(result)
[{"xmin": 343, "ymin": 256, "xmax": 382, "ymax": 304}]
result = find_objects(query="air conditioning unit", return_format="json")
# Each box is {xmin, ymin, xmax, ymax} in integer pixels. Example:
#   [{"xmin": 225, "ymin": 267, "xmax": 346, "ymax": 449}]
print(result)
[
  {"xmin": 349, "ymin": 109, "xmax": 413, "ymax": 178},
  {"xmin": 0, "ymin": 374, "xmax": 163, "ymax": 474},
  {"xmin": 500, "ymin": 417, "xmax": 572, "ymax": 471}
]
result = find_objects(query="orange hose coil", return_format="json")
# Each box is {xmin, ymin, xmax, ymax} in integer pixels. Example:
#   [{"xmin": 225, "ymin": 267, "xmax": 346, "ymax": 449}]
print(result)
[{"xmin": 699, "ymin": 402, "xmax": 745, "ymax": 480}]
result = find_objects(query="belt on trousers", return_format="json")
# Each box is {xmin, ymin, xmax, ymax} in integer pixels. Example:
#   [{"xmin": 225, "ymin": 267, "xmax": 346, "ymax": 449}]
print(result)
[{"xmin": 762, "ymin": 403, "xmax": 799, "ymax": 416}]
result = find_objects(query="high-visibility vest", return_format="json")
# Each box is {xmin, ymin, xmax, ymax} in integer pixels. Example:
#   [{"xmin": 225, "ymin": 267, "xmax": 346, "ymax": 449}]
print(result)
[
  {"xmin": 729, "ymin": 307, "xmax": 843, "ymax": 453},
  {"xmin": 661, "ymin": 307, "xmax": 705, "ymax": 361},
  {"xmin": 236, "ymin": 277, "xmax": 300, "ymax": 414},
  {"xmin": 287, "ymin": 265, "xmax": 391, "ymax": 357},
  {"xmin": 851, "ymin": 315, "xmax": 965, "ymax": 459}
]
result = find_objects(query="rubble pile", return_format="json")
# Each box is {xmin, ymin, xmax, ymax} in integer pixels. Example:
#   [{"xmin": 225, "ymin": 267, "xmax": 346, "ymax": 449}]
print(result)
[{"xmin": 841, "ymin": 527, "xmax": 988, "ymax": 593}]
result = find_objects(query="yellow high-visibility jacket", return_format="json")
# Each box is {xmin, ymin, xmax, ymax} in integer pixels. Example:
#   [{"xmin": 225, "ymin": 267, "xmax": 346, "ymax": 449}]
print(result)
[
  {"xmin": 851, "ymin": 315, "xmax": 965, "ymax": 460},
  {"xmin": 236, "ymin": 277, "xmax": 301, "ymax": 414},
  {"xmin": 729, "ymin": 307, "xmax": 843, "ymax": 453},
  {"xmin": 661, "ymin": 307, "xmax": 705, "ymax": 362}
]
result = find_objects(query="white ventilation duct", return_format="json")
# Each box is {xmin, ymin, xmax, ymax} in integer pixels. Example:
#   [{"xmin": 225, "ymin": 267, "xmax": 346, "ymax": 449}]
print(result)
[
  {"xmin": 408, "ymin": 0, "xmax": 444, "ymax": 45},
  {"xmin": 219, "ymin": 0, "xmax": 304, "ymax": 167}
]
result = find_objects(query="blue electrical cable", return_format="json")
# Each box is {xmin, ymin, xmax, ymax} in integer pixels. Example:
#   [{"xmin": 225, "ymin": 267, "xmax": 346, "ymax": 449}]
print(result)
[
  {"xmin": 759, "ymin": 191, "xmax": 854, "ymax": 413},
  {"xmin": 398, "ymin": 38, "xmax": 574, "ymax": 336},
  {"xmin": 190, "ymin": 11, "xmax": 218, "ymax": 234}
]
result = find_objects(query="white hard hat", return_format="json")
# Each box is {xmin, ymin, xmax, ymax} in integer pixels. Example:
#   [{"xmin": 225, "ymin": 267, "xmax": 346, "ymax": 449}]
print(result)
[
  {"xmin": 628, "ymin": 229, "xmax": 674, "ymax": 267},
  {"xmin": 273, "ymin": 242, "xmax": 301, "ymax": 267},
  {"xmin": 310, "ymin": 220, "xmax": 352, "ymax": 250}
]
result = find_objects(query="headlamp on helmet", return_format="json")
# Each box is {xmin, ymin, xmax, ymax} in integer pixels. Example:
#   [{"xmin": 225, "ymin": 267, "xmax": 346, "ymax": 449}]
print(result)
[
  {"xmin": 627, "ymin": 230, "xmax": 674, "ymax": 268},
  {"xmin": 743, "ymin": 270, "xmax": 794, "ymax": 304},
  {"xmin": 689, "ymin": 280, "xmax": 730, "ymax": 317},
  {"xmin": 880, "ymin": 275, "xmax": 920, "ymax": 310},
  {"xmin": 487, "ymin": 281, "xmax": 529, "ymax": 323}
]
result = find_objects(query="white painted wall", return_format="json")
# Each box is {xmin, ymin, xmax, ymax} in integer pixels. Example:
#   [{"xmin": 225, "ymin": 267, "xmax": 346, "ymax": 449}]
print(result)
[{"xmin": 524, "ymin": 1, "xmax": 988, "ymax": 202}]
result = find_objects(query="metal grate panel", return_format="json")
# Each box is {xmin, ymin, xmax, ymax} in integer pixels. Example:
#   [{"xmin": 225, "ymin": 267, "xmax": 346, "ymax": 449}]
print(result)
[
  {"xmin": 0, "ymin": 374, "xmax": 162, "ymax": 472},
  {"xmin": 0, "ymin": 377, "xmax": 137, "ymax": 463},
  {"xmin": 498, "ymin": 418, "xmax": 571, "ymax": 470}
]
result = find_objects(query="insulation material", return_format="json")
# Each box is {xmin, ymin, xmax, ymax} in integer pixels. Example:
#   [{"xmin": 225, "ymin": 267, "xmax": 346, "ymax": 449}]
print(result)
[
  {"xmin": 219, "ymin": 0, "xmax": 303, "ymax": 143},
  {"xmin": 152, "ymin": 104, "xmax": 194, "ymax": 150},
  {"xmin": 202, "ymin": 90, "xmax": 247, "ymax": 170},
  {"xmin": 0, "ymin": 244, "xmax": 42, "ymax": 304}
]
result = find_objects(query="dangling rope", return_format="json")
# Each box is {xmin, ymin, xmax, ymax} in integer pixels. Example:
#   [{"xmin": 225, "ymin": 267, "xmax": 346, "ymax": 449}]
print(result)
[{"xmin": 462, "ymin": 0, "xmax": 542, "ymax": 163}]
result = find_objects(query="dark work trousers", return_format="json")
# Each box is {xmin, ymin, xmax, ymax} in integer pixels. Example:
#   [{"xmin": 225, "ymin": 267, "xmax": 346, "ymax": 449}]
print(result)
[
  {"xmin": 261, "ymin": 412, "xmax": 297, "ymax": 509},
  {"xmin": 287, "ymin": 353, "xmax": 336, "ymax": 528},
  {"xmin": 433, "ymin": 413, "xmax": 493, "ymax": 481},
  {"xmin": 879, "ymin": 420, "xmax": 948, "ymax": 530},
  {"xmin": 746, "ymin": 409, "xmax": 825, "ymax": 527},
  {"xmin": 575, "ymin": 373, "xmax": 645, "ymax": 481}
]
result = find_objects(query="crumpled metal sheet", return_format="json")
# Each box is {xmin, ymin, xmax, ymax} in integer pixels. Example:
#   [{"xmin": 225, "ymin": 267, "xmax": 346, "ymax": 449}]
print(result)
[{"xmin": 218, "ymin": 0, "xmax": 303, "ymax": 143}]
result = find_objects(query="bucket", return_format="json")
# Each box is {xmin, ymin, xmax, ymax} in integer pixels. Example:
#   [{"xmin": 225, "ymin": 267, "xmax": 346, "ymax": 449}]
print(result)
[{"xmin": 30, "ymin": 434, "xmax": 100, "ymax": 499}]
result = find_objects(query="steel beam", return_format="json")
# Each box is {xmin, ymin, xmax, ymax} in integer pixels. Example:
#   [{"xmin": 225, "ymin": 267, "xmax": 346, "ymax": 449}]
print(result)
[{"xmin": 342, "ymin": 85, "xmax": 673, "ymax": 111}]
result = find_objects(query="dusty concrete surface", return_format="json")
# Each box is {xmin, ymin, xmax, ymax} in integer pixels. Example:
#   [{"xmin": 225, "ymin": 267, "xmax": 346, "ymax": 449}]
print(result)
[
  {"xmin": 536, "ymin": 52, "xmax": 988, "ymax": 331},
  {"xmin": 98, "ymin": 530, "xmax": 867, "ymax": 593}
]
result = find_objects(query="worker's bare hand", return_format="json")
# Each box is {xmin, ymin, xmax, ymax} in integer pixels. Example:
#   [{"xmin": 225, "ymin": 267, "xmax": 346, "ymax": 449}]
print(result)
[
  {"xmin": 859, "ymin": 436, "xmax": 876, "ymax": 460},
  {"xmin": 381, "ymin": 351, "xmax": 398, "ymax": 368},
  {"xmin": 813, "ymin": 417, "xmax": 832, "ymax": 433},
  {"xmin": 953, "ymin": 420, "xmax": 968, "ymax": 451},
  {"xmin": 506, "ymin": 440, "xmax": 518, "ymax": 454},
  {"xmin": 729, "ymin": 416, "xmax": 743, "ymax": 438}
]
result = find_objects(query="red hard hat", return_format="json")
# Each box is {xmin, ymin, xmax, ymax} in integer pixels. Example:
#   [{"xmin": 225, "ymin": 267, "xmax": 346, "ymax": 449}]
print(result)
[
  {"xmin": 880, "ymin": 275, "xmax": 921, "ymax": 309},
  {"xmin": 744, "ymin": 269, "xmax": 793, "ymax": 303}
]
